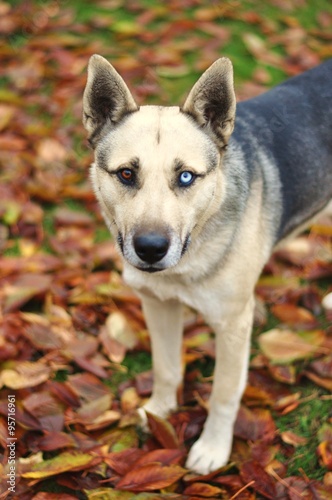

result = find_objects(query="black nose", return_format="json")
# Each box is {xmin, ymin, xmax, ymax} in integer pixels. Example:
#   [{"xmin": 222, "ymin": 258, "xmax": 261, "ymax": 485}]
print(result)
[{"xmin": 134, "ymin": 232, "xmax": 169, "ymax": 264}]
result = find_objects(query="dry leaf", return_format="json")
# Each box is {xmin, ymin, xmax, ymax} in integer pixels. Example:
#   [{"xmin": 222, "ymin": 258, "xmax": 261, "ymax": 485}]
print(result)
[{"xmin": 258, "ymin": 328, "xmax": 324, "ymax": 364}]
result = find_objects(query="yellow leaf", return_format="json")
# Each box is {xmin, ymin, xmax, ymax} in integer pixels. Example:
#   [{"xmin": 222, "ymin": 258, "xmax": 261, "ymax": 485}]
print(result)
[{"xmin": 21, "ymin": 452, "xmax": 96, "ymax": 479}]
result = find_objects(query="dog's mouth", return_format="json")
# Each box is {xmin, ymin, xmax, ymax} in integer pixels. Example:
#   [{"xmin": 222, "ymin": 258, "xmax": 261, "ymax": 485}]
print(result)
[
  {"xmin": 136, "ymin": 265, "xmax": 164, "ymax": 273},
  {"xmin": 181, "ymin": 234, "xmax": 191, "ymax": 256}
]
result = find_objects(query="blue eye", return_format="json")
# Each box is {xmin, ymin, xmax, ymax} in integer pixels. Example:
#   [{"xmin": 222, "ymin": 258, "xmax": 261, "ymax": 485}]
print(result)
[{"xmin": 179, "ymin": 171, "xmax": 195, "ymax": 187}]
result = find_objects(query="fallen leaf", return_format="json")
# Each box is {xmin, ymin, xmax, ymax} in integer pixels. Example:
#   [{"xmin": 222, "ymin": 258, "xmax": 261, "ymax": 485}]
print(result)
[
  {"xmin": 234, "ymin": 406, "xmax": 276, "ymax": 442},
  {"xmin": 258, "ymin": 328, "xmax": 325, "ymax": 364},
  {"xmin": 116, "ymin": 463, "xmax": 186, "ymax": 491},
  {"xmin": 271, "ymin": 303, "xmax": 317, "ymax": 327},
  {"xmin": 0, "ymin": 360, "xmax": 51, "ymax": 389},
  {"xmin": 183, "ymin": 481, "xmax": 222, "ymax": 497},
  {"xmin": 104, "ymin": 448, "xmax": 145, "ymax": 476},
  {"xmin": 240, "ymin": 460, "xmax": 276, "ymax": 499},
  {"xmin": 280, "ymin": 431, "xmax": 308, "ymax": 447},
  {"xmin": 3, "ymin": 273, "xmax": 52, "ymax": 313},
  {"xmin": 22, "ymin": 451, "xmax": 99, "ymax": 479},
  {"xmin": 317, "ymin": 441, "xmax": 332, "ymax": 470},
  {"xmin": 37, "ymin": 431, "xmax": 77, "ymax": 451},
  {"xmin": 146, "ymin": 412, "xmax": 180, "ymax": 449}
]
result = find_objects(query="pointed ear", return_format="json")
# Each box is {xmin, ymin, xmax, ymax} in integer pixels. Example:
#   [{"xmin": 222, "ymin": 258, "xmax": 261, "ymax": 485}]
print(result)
[
  {"xmin": 83, "ymin": 54, "xmax": 138, "ymax": 147},
  {"xmin": 182, "ymin": 58, "xmax": 236, "ymax": 149}
]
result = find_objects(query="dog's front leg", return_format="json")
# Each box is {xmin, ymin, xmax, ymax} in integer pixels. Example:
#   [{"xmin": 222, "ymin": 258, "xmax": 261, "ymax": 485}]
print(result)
[
  {"xmin": 186, "ymin": 295, "xmax": 254, "ymax": 474},
  {"xmin": 138, "ymin": 295, "xmax": 183, "ymax": 422}
]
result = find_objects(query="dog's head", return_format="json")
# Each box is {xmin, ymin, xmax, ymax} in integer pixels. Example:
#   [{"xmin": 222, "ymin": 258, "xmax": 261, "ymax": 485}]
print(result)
[{"xmin": 83, "ymin": 55, "xmax": 236, "ymax": 273}]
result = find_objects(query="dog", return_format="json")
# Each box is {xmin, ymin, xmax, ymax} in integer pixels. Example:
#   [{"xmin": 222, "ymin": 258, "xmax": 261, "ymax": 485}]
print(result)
[{"xmin": 83, "ymin": 55, "xmax": 332, "ymax": 474}]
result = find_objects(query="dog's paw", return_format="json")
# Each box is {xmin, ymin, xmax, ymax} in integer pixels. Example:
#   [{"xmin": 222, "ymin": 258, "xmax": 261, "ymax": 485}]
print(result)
[
  {"xmin": 137, "ymin": 398, "xmax": 174, "ymax": 431},
  {"xmin": 185, "ymin": 436, "xmax": 231, "ymax": 475}
]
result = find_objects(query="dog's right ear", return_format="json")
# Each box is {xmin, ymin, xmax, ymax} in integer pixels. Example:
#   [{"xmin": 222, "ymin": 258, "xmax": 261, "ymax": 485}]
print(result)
[{"xmin": 83, "ymin": 55, "xmax": 138, "ymax": 147}]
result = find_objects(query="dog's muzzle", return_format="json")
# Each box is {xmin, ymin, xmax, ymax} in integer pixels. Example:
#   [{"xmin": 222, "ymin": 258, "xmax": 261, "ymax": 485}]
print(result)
[{"xmin": 133, "ymin": 231, "xmax": 170, "ymax": 265}]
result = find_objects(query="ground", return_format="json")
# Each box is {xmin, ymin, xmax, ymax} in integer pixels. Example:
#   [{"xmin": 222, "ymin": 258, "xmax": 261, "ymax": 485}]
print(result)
[{"xmin": 0, "ymin": 1, "xmax": 332, "ymax": 498}]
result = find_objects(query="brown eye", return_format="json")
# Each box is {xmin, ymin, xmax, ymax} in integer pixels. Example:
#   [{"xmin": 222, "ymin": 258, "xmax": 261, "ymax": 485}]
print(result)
[{"xmin": 117, "ymin": 168, "xmax": 135, "ymax": 186}]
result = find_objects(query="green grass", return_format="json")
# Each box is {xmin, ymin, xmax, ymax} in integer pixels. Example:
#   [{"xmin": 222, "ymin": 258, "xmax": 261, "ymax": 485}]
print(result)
[
  {"xmin": 104, "ymin": 351, "xmax": 152, "ymax": 393},
  {"xmin": 275, "ymin": 384, "xmax": 330, "ymax": 480}
]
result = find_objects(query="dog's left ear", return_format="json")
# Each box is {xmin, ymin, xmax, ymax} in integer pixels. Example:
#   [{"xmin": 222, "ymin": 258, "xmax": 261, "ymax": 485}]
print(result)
[
  {"xmin": 83, "ymin": 54, "xmax": 138, "ymax": 147},
  {"xmin": 182, "ymin": 58, "xmax": 236, "ymax": 149}
]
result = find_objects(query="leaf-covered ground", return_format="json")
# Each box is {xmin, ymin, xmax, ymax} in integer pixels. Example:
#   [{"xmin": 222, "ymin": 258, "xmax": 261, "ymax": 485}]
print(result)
[{"xmin": 0, "ymin": 1, "xmax": 332, "ymax": 498}]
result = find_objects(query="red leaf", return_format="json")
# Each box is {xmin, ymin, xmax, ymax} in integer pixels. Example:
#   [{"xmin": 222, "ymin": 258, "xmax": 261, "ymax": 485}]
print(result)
[
  {"xmin": 104, "ymin": 448, "xmax": 145, "ymax": 475},
  {"xmin": 3, "ymin": 273, "xmax": 52, "ymax": 313},
  {"xmin": 146, "ymin": 411, "xmax": 180, "ymax": 449},
  {"xmin": 116, "ymin": 463, "xmax": 187, "ymax": 491},
  {"xmin": 37, "ymin": 431, "xmax": 77, "ymax": 451},
  {"xmin": 48, "ymin": 381, "xmax": 80, "ymax": 408},
  {"xmin": 234, "ymin": 406, "xmax": 276, "ymax": 442},
  {"xmin": 134, "ymin": 449, "xmax": 185, "ymax": 467},
  {"xmin": 240, "ymin": 460, "xmax": 276, "ymax": 499}
]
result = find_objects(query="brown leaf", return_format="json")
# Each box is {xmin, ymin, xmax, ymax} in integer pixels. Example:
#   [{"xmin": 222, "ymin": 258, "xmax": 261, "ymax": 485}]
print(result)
[
  {"xmin": 24, "ymin": 321, "xmax": 65, "ymax": 351},
  {"xmin": 104, "ymin": 448, "xmax": 145, "ymax": 475},
  {"xmin": 75, "ymin": 393, "xmax": 113, "ymax": 423},
  {"xmin": 304, "ymin": 370, "xmax": 332, "ymax": 391},
  {"xmin": 37, "ymin": 431, "xmax": 77, "ymax": 451},
  {"xmin": 234, "ymin": 406, "xmax": 276, "ymax": 442},
  {"xmin": 250, "ymin": 441, "xmax": 279, "ymax": 467},
  {"xmin": 3, "ymin": 273, "xmax": 52, "ymax": 313},
  {"xmin": 116, "ymin": 463, "xmax": 186, "ymax": 491},
  {"xmin": 258, "ymin": 328, "xmax": 325, "ymax": 364},
  {"xmin": 48, "ymin": 380, "xmax": 80, "ymax": 408},
  {"xmin": 271, "ymin": 303, "xmax": 317, "ymax": 328},
  {"xmin": 23, "ymin": 390, "xmax": 64, "ymax": 432},
  {"xmin": 67, "ymin": 372, "xmax": 112, "ymax": 403},
  {"xmin": 268, "ymin": 364, "xmax": 297, "ymax": 384},
  {"xmin": 84, "ymin": 410, "xmax": 121, "ymax": 431},
  {"xmin": 240, "ymin": 460, "xmax": 276, "ymax": 499},
  {"xmin": 0, "ymin": 360, "xmax": 51, "ymax": 389},
  {"xmin": 183, "ymin": 481, "xmax": 222, "ymax": 497},
  {"xmin": 134, "ymin": 449, "xmax": 186, "ymax": 467},
  {"xmin": 146, "ymin": 412, "xmax": 180, "ymax": 449},
  {"xmin": 100, "ymin": 325, "xmax": 127, "ymax": 364}
]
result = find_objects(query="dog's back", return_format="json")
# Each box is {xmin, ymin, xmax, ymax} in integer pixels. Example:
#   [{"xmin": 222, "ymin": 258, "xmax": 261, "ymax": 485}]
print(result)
[{"xmin": 233, "ymin": 59, "xmax": 332, "ymax": 241}]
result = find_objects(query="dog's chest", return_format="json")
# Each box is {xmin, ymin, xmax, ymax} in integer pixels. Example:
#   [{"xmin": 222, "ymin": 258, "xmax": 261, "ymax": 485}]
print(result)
[{"xmin": 123, "ymin": 266, "xmax": 206, "ymax": 309}]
